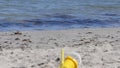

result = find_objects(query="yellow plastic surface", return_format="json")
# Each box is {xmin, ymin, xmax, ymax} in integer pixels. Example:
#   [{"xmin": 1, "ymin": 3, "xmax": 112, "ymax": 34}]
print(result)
[
  {"xmin": 59, "ymin": 48, "xmax": 78, "ymax": 68},
  {"xmin": 64, "ymin": 56, "xmax": 78, "ymax": 68}
]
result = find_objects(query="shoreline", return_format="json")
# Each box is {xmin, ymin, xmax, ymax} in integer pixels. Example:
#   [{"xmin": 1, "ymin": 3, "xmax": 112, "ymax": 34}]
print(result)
[{"xmin": 1, "ymin": 27, "xmax": 120, "ymax": 32}]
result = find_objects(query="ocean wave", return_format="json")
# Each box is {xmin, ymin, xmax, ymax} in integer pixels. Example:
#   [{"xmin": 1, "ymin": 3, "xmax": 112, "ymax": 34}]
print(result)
[{"xmin": 0, "ymin": 15, "xmax": 120, "ymax": 31}]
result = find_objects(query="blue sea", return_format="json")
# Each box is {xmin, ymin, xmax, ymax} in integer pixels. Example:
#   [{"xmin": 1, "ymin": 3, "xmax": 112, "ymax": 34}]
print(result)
[{"xmin": 0, "ymin": 0, "xmax": 120, "ymax": 31}]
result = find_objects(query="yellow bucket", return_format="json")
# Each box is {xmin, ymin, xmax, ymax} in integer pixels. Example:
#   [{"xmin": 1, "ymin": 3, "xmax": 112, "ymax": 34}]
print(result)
[
  {"xmin": 59, "ymin": 48, "xmax": 78, "ymax": 68},
  {"xmin": 63, "ymin": 56, "xmax": 78, "ymax": 68}
]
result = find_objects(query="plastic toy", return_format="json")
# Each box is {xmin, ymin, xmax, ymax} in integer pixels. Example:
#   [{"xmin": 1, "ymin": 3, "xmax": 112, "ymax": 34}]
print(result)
[{"xmin": 59, "ymin": 48, "xmax": 78, "ymax": 68}]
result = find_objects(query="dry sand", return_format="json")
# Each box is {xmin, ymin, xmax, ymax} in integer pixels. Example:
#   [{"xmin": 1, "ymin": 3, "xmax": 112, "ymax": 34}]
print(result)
[{"xmin": 0, "ymin": 28, "xmax": 120, "ymax": 68}]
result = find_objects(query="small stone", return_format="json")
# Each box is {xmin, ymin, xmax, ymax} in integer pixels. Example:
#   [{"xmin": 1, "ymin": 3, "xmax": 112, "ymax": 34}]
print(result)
[
  {"xmin": 26, "ymin": 56, "xmax": 29, "ymax": 58},
  {"xmin": 55, "ymin": 57, "xmax": 60, "ymax": 62},
  {"xmin": 22, "ymin": 39, "xmax": 32, "ymax": 43},
  {"xmin": 104, "ymin": 50, "xmax": 108, "ymax": 52},
  {"xmin": 23, "ymin": 35, "xmax": 26, "ymax": 36},
  {"xmin": 38, "ymin": 63, "xmax": 44, "ymax": 66},
  {"xmin": 10, "ymin": 42, "xmax": 12, "ymax": 44},
  {"xmin": 4, "ymin": 41, "xmax": 8, "ymax": 43},
  {"xmin": 14, "ymin": 31, "xmax": 22, "ymax": 35},
  {"xmin": 15, "ymin": 38, "xmax": 20, "ymax": 40},
  {"xmin": 80, "ymin": 39, "xmax": 84, "ymax": 41},
  {"xmin": 86, "ymin": 32, "xmax": 92, "ymax": 34},
  {"xmin": 54, "ymin": 42, "xmax": 59, "ymax": 46},
  {"xmin": 11, "ymin": 52, "xmax": 14, "ymax": 54},
  {"xmin": 31, "ymin": 65, "xmax": 35, "ymax": 67}
]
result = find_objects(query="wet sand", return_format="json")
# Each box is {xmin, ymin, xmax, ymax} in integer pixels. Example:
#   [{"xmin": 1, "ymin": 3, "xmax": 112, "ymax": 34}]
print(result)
[{"xmin": 0, "ymin": 28, "xmax": 120, "ymax": 68}]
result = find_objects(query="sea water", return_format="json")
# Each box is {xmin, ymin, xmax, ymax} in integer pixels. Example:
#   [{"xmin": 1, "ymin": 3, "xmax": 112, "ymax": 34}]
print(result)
[{"xmin": 0, "ymin": 0, "xmax": 120, "ymax": 31}]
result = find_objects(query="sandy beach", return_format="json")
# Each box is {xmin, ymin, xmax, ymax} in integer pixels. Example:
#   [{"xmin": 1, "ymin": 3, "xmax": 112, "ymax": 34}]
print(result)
[{"xmin": 0, "ymin": 28, "xmax": 120, "ymax": 68}]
